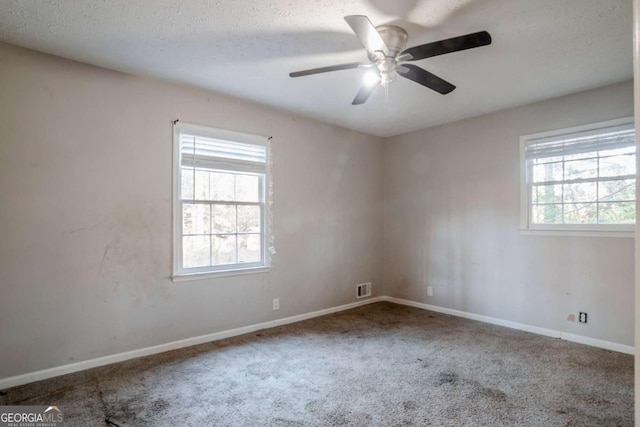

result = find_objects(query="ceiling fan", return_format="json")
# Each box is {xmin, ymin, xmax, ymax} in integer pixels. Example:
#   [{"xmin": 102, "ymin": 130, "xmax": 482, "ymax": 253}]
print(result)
[{"xmin": 289, "ymin": 15, "xmax": 492, "ymax": 105}]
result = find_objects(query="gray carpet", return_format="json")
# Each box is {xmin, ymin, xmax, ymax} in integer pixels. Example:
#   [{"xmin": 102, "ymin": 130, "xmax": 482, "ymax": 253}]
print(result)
[{"xmin": 0, "ymin": 302, "xmax": 633, "ymax": 426}]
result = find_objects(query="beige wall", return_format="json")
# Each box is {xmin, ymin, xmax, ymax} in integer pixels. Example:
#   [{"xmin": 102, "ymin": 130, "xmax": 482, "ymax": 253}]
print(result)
[
  {"xmin": 384, "ymin": 81, "xmax": 634, "ymax": 346},
  {"xmin": 0, "ymin": 40, "xmax": 633, "ymax": 382},
  {"xmin": 0, "ymin": 42, "xmax": 384, "ymax": 379}
]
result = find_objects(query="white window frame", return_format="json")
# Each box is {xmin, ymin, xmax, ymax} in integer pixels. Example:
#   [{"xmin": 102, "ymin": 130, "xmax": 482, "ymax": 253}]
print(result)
[
  {"xmin": 172, "ymin": 122, "xmax": 271, "ymax": 281},
  {"xmin": 520, "ymin": 117, "xmax": 636, "ymax": 238}
]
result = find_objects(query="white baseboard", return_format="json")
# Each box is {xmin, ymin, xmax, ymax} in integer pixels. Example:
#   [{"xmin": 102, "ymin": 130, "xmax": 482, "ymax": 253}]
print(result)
[
  {"xmin": 1, "ymin": 295, "xmax": 632, "ymax": 390},
  {"xmin": 382, "ymin": 296, "xmax": 635, "ymax": 355},
  {"xmin": 0, "ymin": 296, "xmax": 385, "ymax": 390}
]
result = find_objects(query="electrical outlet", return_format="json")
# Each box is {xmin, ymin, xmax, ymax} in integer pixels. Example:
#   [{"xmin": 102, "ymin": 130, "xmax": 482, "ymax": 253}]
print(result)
[
  {"xmin": 273, "ymin": 298, "xmax": 280, "ymax": 310},
  {"xmin": 427, "ymin": 286, "xmax": 433, "ymax": 297},
  {"xmin": 579, "ymin": 312, "xmax": 587, "ymax": 324}
]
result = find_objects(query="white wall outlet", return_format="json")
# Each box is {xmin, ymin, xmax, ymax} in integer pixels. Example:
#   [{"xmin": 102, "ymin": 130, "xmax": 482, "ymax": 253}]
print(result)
[
  {"xmin": 356, "ymin": 282, "xmax": 371, "ymax": 299},
  {"xmin": 579, "ymin": 312, "xmax": 587, "ymax": 323},
  {"xmin": 427, "ymin": 286, "xmax": 433, "ymax": 297},
  {"xmin": 273, "ymin": 298, "xmax": 280, "ymax": 310}
]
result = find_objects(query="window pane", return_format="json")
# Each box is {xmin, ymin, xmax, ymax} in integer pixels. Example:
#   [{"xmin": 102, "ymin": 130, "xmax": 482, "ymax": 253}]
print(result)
[
  {"xmin": 598, "ymin": 179, "xmax": 635, "ymax": 202},
  {"xmin": 210, "ymin": 172, "xmax": 235, "ymax": 201},
  {"xmin": 181, "ymin": 168, "xmax": 194, "ymax": 200},
  {"xmin": 563, "ymin": 182, "xmax": 596, "ymax": 203},
  {"xmin": 532, "ymin": 162, "xmax": 562, "ymax": 183},
  {"xmin": 212, "ymin": 235, "xmax": 237, "ymax": 265},
  {"xmin": 599, "ymin": 202, "xmax": 635, "ymax": 224},
  {"xmin": 236, "ymin": 174, "xmax": 260, "ymax": 202},
  {"xmin": 237, "ymin": 205, "xmax": 261, "ymax": 232},
  {"xmin": 532, "ymin": 204, "xmax": 562, "ymax": 224},
  {"xmin": 194, "ymin": 170, "xmax": 210, "ymax": 200},
  {"xmin": 564, "ymin": 158, "xmax": 597, "ymax": 180},
  {"xmin": 183, "ymin": 235, "xmax": 210, "ymax": 268},
  {"xmin": 564, "ymin": 203, "xmax": 597, "ymax": 224},
  {"xmin": 533, "ymin": 184, "xmax": 562, "ymax": 204},
  {"xmin": 182, "ymin": 203, "xmax": 210, "ymax": 235},
  {"xmin": 212, "ymin": 204, "xmax": 236, "ymax": 233},
  {"xmin": 599, "ymin": 154, "xmax": 635, "ymax": 178},
  {"xmin": 238, "ymin": 234, "xmax": 261, "ymax": 263}
]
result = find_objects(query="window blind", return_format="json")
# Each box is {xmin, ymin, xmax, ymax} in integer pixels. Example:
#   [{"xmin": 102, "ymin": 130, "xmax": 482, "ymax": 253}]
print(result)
[
  {"xmin": 180, "ymin": 133, "xmax": 267, "ymax": 173},
  {"xmin": 524, "ymin": 123, "xmax": 635, "ymax": 160}
]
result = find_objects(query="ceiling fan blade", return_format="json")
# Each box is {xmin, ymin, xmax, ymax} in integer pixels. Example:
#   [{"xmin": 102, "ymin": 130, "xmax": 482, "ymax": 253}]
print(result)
[
  {"xmin": 289, "ymin": 62, "xmax": 367, "ymax": 78},
  {"xmin": 352, "ymin": 84, "xmax": 377, "ymax": 105},
  {"xmin": 399, "ymin": 64, "xmax": 456, "ymax": 94},
  {"xmin": 344, "ymin": 15, "xmax": 389, "ymax": 55},
  {"xmin": 401, "ymin": 31, "xmax": 491, "ymax": 61}
]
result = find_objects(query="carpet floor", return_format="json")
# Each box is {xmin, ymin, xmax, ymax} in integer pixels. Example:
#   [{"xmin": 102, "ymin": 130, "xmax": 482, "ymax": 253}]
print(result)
[{"xmin": 0, "ymin": 302, "xmax": 633, "ymax": 426}]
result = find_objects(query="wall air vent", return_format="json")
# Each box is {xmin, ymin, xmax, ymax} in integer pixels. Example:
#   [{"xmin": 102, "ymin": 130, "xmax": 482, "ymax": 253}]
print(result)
[{"xmin": 356, "ymin": 282, "xmax": 372, "ymax": 299}]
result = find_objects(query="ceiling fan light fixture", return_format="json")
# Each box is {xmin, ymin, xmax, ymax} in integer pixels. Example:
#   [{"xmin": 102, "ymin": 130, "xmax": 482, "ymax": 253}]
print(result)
[
  {"xmin": 380, "ymin": 71, "xmax": 396, "ymax": 87},
  {"xmin": 363, "ymin": 70, "xmax": 380, "ymax": 88}
]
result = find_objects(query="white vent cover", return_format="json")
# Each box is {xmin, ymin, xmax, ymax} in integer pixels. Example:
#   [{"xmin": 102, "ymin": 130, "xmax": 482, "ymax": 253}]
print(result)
[{"xmin": 356, "ymin": 282, "xmax": 371, "ymax": 299}]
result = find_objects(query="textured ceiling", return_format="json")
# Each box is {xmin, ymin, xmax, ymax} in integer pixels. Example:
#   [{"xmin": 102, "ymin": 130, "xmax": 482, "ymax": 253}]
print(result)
[{"xmin": 0, "ymin": 0, "xmax": 633, "ymax": 137}]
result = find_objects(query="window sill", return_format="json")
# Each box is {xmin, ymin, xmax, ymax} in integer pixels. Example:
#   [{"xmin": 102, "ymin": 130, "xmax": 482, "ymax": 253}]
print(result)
[
  {"xmin": 172, "ymin": 266, "xmax": 271, "ymax": 282},
  {"xmin": 520, "ymin": 229, "xmax": 634, "ymax": 238}
]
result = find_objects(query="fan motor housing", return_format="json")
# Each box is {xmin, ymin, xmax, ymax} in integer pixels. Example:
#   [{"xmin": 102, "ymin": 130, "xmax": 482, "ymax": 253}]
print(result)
[{"xmin": 375, "ymin": 25, "xmax": 408, "ymax": 57}]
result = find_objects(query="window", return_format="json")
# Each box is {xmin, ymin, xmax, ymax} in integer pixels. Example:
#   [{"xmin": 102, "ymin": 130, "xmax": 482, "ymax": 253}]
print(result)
[
  {"xmin": 173, "ymin": 122, "xmax": 270, "ymax": 279},
  {"xmin": 520, "ymin": 117, "xmax": 636, "ymax": 235}
]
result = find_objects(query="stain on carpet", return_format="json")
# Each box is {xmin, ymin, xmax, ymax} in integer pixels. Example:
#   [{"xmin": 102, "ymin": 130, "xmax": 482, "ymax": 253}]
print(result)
[
  {"xmin": 435, "ymin": 371, "xmax": 458, "ymax": 386},
  {"xmin": 403, "ymin": 401, "xmax": 418, "ymax": 411}
]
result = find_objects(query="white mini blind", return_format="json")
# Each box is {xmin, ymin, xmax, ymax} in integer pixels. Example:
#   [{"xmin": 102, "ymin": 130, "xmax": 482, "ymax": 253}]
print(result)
[
  {"xmin": 177, "ymin": 124, "xmax": 267, "ymax": 173},
  {"xmin": 180, "ymin": 134, "xmax": 266, "ymax": 163},
  {"xmin": 524, "ymin": 122, "xmax": 635, "ymax": 160}
]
